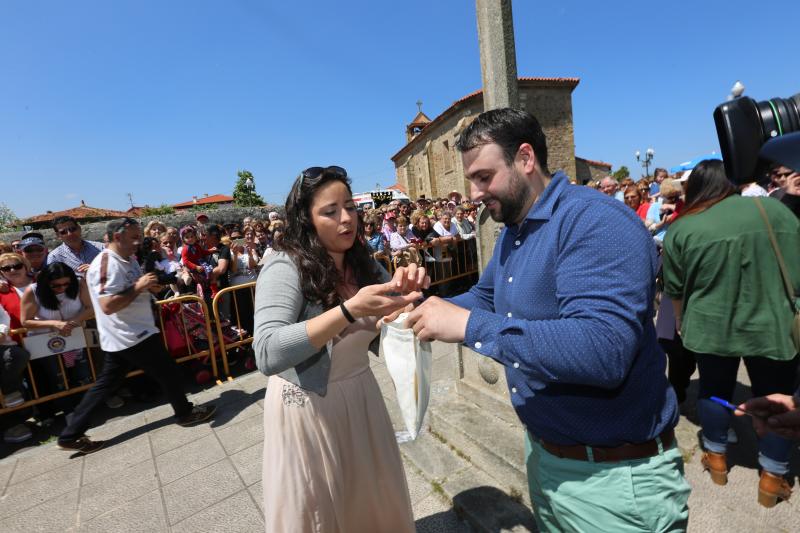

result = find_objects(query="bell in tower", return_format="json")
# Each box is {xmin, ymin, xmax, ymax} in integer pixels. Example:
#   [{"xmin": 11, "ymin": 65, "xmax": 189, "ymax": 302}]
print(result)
[{"xmin": 406, "ymin": 100, "xmax": 432, "ymax": 143}]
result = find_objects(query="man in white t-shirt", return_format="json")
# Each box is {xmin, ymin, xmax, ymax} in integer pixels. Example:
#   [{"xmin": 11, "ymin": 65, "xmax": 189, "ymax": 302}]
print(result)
[{"xmin": 57, "ymin": 218, "xmax": 216, "ymax": 454}]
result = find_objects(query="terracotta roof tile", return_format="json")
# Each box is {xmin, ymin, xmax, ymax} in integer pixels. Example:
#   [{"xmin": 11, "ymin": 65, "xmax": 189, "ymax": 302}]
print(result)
[
  {"xmin": 576, "ymin": 157, "xmax": 613, "ymax": 169},
  {"xmin": 23, "ymin": 204, "xmax": 131, "ymax": 225},
  {"xmin": 172, "ymin": 194, "xmax": 235, "ymax": 208}
]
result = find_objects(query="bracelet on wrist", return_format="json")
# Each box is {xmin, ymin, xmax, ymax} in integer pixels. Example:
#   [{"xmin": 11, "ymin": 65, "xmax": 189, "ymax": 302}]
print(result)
[{"xmin": 339, "ymin": 302, "xmax": 356, "ymax": 323}]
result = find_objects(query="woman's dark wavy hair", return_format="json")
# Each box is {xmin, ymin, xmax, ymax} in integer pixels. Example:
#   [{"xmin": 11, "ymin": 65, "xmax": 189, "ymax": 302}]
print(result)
[
  {"xmin": 680, "ymin": 159, "xmax": 736, "ymax": 218},
  {"xmin": 279, "ymin": 169, "xmax": 381, "ymax": 309},
  {"xmin": 35, "ymin": 262, "xmax": 79, "ymax": 311}
]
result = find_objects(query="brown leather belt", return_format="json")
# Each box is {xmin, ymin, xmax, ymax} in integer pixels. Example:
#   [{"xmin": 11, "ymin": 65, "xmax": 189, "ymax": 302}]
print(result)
[{"xmin": 536, "ymin": 429, "xmax": 675, "ymax": 463}]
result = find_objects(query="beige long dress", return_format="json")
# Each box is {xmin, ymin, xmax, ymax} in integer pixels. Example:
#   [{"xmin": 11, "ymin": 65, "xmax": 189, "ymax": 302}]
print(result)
[{"xmin": 262, "ymin": 316, "xmax": 415, "ymax": 533}]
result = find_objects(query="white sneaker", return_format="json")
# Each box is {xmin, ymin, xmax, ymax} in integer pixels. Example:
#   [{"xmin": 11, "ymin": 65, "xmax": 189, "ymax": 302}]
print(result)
[
  {"xmin": 3, "ymin": 391, "xmax": 24, "ymax": 408},
  {"xmin": 727, "ymin": 428, "xmax": 738, "ymax": 444},
  {"xmin": 3, "ymin": 423, "xmax": 32, "ymax": 443}
]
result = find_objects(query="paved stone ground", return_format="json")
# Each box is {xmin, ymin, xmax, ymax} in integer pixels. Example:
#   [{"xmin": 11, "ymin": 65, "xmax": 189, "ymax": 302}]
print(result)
[{"xmin": 0, "ymin": 343, "xmax": 798, "ymax": 532}]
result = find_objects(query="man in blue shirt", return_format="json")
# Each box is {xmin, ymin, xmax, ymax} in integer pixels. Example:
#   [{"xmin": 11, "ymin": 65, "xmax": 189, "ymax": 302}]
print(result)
[
  {"xmin": 406, "ymin": 108, "xmax": 690, "ymax": 531},
  {"xmin": 46, "ymin": 216, "xmax": 105, "ymax": 276}
]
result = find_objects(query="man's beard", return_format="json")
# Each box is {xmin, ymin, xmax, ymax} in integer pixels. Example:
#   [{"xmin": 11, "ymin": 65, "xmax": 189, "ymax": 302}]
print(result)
[{"xmin": 485, "ymin": 168, "xmax": 532, "ymax": 224}]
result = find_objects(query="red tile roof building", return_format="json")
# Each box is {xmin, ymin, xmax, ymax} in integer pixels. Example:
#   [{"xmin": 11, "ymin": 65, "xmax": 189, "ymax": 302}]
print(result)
[
  {"xmin": 172, "ymin": 194, "xmax": 235, "ymax": 210},
  {"xmin": 22, "ymin": 201, "xmax": 131, "ymax": 229}
]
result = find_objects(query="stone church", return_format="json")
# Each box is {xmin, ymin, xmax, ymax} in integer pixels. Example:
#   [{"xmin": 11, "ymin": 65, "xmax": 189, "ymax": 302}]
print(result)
[{"xmin": 391, "ymin": 77, "xmax": 611, "ymax": 198}]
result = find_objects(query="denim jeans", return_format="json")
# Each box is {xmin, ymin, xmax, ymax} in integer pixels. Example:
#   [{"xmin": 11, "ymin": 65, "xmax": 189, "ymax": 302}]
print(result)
[{"xmin": 694, "ymin": 352, "xmax": 799, "ymax": 475}]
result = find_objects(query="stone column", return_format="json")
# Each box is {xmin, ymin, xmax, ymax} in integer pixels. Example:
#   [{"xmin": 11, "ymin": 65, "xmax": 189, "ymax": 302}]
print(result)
[{"xmin": 454, "ymin": 0, "xmax": 520, "ymax": 422}]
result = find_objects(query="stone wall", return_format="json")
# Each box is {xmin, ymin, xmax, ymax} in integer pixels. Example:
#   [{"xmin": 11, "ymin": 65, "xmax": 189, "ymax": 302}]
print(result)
[
  {"xmin": 0, "ymin": 204, "xmax": 283, "ymax": 250},
  {"xmin": 575, "ymin": 159, "xmax": 612, "ymax": 184},
  {"xmin": 394, "ymin": 84, "xmax": 578, "ymax": 201}
]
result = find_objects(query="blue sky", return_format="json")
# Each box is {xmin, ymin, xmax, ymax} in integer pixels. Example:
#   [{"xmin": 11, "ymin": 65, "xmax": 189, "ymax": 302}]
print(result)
[{"xmin": 2, "ymin": 0, "xmax": 798, "ymax": 217}]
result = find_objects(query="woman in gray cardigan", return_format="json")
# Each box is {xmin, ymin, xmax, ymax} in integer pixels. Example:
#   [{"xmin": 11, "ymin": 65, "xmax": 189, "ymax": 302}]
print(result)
[{"xmin": 254, "ymin": 166, "xmax": 428, "ymax": 533}]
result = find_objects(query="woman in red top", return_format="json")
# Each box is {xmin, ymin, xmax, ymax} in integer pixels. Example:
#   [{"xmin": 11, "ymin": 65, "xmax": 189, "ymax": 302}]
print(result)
[
  {"xmin": 623, "ymin": 185, "xmax": 651, "ymax": 221},
  {"xmin": 0, "ymin": 253, "xmax": 35, "ymax": 343}
]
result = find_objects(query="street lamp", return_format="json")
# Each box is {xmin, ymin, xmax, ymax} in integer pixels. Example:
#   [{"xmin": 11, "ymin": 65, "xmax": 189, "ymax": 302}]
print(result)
[{"xmin": 635, "ymin": 148, "xmax": 655, "ymax": 177}]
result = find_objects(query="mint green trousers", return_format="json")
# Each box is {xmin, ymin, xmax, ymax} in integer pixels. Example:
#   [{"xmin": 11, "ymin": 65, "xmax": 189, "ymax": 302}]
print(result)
[{"xmin": 525, "ymin": 433, "xmax": 690, "ymax": 532}]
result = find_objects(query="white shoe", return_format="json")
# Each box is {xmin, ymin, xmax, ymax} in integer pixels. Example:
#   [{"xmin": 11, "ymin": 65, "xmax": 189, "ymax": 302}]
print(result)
[
  {"xmin": 3, "ymin": 423, "xmax": 32, "ymax": 443},
  {"xmin": 727, "ymin": 428, "xmax": 738, "ymax": 445},
  {"xmin": 3, "ymin": 391, "xmax": 24, "ymax": 408}
]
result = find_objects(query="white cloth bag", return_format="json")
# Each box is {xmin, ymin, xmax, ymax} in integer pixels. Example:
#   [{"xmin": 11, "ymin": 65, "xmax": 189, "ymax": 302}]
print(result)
[{"xmin": 380, "ymin": 313, "xmax": 433, "ymax": 441}]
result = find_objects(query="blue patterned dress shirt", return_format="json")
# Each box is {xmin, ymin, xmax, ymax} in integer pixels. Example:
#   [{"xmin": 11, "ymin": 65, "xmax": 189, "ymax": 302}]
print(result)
[{"xmin": 449, "ymin": 172, "xmax": 678, "ymax": 446}]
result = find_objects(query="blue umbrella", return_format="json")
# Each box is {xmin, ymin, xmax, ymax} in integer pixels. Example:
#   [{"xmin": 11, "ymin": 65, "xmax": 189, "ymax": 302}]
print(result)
[{"xmin": 669, "ymin": 152, "xmax": 722, "ymax": 173}]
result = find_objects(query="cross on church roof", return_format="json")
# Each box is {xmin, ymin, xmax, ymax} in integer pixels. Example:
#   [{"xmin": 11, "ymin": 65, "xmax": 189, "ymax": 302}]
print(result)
[{"xmin": 416, "ymin": 100, "xmax": 423, "ymax": 113}]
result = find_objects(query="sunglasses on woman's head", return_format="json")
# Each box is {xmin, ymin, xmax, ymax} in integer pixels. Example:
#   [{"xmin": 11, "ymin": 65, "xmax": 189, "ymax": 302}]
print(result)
[
  {"xmin": 298, "ymin": 165, "xmax": 347, "ymax": 186},
  {"xmin": 0, "ymin": 263, "xmax": 25, "ymax": 273}
]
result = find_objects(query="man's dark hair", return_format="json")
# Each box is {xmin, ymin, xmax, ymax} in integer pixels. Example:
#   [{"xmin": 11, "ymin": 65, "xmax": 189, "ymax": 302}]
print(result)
[
  {"xmin": 455, "ymin": 108, "xmax": 550, "ymax": 175},
  {"xmin": 206, "ymin": 224, "xmax": 223, "ymax": 238},
  {"xmin": 52, "ymin": 216, "xmax": 78, "ymax": 230}
]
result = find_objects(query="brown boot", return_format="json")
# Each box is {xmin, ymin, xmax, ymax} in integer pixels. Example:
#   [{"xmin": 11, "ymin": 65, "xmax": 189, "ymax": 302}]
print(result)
[
  {"xmin": 701, "ymin": 451, "xmax": 728, "ymax": 485},
  {"xmin": 758, "ymin": 471, "xmax": 792, "ymax": 508}
]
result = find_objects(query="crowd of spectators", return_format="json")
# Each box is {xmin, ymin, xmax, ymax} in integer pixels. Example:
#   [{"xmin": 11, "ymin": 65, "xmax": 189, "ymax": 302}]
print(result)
[{"xmin": 1, "ymin": 159, "xmax": 798, "ymax": 474}]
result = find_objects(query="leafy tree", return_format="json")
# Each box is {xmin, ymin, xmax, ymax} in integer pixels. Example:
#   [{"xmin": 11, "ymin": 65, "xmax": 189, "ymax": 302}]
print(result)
[
  {"xmin": 612, "ymin": 166, "xmax": 630, "ymax": 181},
  {"xmin": 0, "ymin": 203, "xmax": 19, "ymax": 231},
  {"xmin": 233, "ymin": 170, "xmax": 265, "ymax": 207},
  {"xmin": 140, "ymin": 204, "xmax": 175, "ymax": 217}
]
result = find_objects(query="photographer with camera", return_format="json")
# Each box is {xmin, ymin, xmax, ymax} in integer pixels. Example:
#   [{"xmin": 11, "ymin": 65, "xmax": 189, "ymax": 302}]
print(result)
[{"xmin": 57, "ymin": 218, "xmax": 216, "ymax": 454}]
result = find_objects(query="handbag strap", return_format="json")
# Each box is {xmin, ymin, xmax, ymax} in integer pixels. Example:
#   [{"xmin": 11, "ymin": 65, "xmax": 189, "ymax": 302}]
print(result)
[{"xmin": 754, "ymin": 197, "xmax": 798, "ymax": 311}]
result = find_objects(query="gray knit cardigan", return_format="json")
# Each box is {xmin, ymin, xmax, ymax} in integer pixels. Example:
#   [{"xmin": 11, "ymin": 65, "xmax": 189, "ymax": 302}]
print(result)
[{"xmin": 252, "ymin": 252, "xmax": 388, "ymax": 396}]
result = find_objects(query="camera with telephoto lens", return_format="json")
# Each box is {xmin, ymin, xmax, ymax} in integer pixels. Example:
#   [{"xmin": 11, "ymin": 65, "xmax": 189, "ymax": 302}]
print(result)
[{"xmin": 714, "ymin": 91, "xmax": 800, "ymax": 185}]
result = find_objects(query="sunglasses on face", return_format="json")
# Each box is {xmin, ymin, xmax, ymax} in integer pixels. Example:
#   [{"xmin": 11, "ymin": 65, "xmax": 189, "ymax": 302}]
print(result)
[
  {"xmin": 298, "ymin": 165, "xmax": 347, "ymax": 187},
  {"xmin": 23, "ymin": 247, "xmax": 45, "ymax": 253},
  {"xmin": 0, "ymin": 263, "xmax": 25, "ymax": 273},
  {"xmin": 624, "ymin": 196, "xmax": 639, "ymax": 201},
  {"xmin": 50, "ymin": 281, "xmax": 71, "ymax": 290},
  {"xmin": 57, "ymin": 226, "xmax": 80, "ymax": 235},
  {"xmin": 771, "ymin": 170, "xmax": 793, "ymax": 179}
]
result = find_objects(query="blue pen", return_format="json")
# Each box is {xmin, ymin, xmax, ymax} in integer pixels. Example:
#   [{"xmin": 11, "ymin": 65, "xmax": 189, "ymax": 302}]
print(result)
[{"xmin": 709, "ymin": 396, "xmax": 765, "ymax": 420}]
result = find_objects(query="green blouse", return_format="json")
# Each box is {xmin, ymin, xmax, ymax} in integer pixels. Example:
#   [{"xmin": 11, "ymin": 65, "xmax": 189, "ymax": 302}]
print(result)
[{"xmin": 663, "ymin": 195, "xmax": 800, "ymax": 359}]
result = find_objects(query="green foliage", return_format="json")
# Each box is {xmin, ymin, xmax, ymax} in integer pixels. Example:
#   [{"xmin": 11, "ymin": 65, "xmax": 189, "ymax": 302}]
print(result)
[
  {"xmin": 140, "ymin": 204, "xmax": 175, "ymax": 217},
  {"xmin": 612, "ymin": 166, "xmax": 630, "ymax": 181},
  {"xmin": 0, "ymin": 203, "xmax": 19, "ymax": 231},
  {"xmin": 233, "ymin": 170, "xmax": 265, "ymax": 207}
]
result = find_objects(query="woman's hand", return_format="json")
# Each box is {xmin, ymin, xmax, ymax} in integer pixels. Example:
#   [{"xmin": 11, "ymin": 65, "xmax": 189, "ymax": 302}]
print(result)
[
  {"xmin": 55, "ymin": 320, "xmax": 75, "ymax": 336},
  {"xmin": 344, "ymin": 281, "xmax": 422, "ymax": 320},
  {"xmin": 390, "ymin": 264, "xmax": 430, "ymax": 294}
]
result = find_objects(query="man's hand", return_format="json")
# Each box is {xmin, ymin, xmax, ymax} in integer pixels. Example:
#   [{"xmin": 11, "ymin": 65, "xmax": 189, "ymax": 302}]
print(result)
[
  {"xmin": 738, "ymin": 394, "xmax": 800, "ymax": 440},
  {"xmin": 404, "ymin": 296, "xmax": 469, "ymax": 343},
  {"xmin": 134, "ymin": 273, "xmax": 160, "ymax": 293},
  {"xmin": 784, "ymin": 172, "xmax": 800, "ymax": 196},
  {"xmin": 77, "ymin": 264, "xmax": 91, "ymax": 273}
]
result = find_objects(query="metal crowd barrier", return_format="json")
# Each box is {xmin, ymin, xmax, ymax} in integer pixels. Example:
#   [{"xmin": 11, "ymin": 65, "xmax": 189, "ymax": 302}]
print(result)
[
  {"xmin": 211, "ymin": 282, "xmax": 257, "ymax": 382},
  {"xmin": 0, "ymin": 294, "xmax": 218, "ymax": 416},
  {"xmin": 382, "ymin": 238, "xmax": 479, "ymax": 288}
]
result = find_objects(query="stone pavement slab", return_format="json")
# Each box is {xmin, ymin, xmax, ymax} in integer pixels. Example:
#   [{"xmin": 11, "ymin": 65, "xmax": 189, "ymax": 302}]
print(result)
[{"xmin": 4, "ymin": 341, "xmax": 794, "ymax": 532}]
